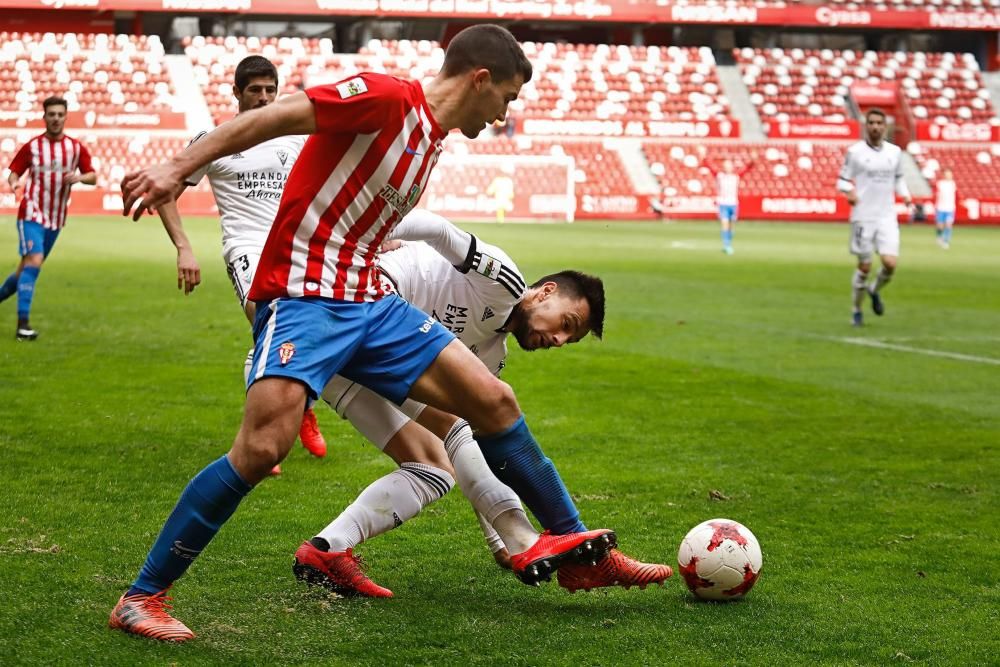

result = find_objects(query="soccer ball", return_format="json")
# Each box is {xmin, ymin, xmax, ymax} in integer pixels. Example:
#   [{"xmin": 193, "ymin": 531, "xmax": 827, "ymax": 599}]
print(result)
[{"xmin": 677, "ymin": 518, "xmax": 762, "ymax": 601}]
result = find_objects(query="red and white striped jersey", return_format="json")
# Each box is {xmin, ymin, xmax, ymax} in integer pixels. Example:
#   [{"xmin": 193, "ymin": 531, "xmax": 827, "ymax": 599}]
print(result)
[
  {"xmin": 249, "ymin": 73, "xmax": 446, "ymax": 303},
  {"xmin": 9, "ymin": 134, "xmax": 93, "ymax": 230}
]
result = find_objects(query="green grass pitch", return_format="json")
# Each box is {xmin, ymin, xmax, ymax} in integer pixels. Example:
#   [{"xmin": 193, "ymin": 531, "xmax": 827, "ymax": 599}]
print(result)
[{"xmin": 1, "ymin": 215, "xmax": 997, "ymax": 665}]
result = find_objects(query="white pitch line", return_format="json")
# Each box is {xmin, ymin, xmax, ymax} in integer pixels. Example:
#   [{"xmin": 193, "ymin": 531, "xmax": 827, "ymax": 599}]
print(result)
[{"xmin": 837, "ymin": 337, "xmax": 1000, "ymax": 366}]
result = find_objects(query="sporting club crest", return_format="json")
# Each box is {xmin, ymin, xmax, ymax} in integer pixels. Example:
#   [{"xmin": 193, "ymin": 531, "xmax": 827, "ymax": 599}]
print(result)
[
  {"xmin": 278, "ymin": 342, "xmax": 296, "ymax": 365},
  {"xmin": 276, "ymin": 149, "xmax": 288, "ymax": 166}
]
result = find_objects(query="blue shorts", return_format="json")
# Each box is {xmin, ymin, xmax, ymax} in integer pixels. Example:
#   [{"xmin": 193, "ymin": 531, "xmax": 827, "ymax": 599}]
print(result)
[
  {"xmin": 248, "ymin": 294, "xmax": 455, "ymax": 404},
  {"xmin": 936, "ymin": 210, "xmax": 955, "ymax": 225},
  {"xmin": 718, "ymin": 204, "xmax": 738, "ymax": 222},
  {"xmin": 17, "ymin": 219, "xmax": 60, "ymax": 258}
]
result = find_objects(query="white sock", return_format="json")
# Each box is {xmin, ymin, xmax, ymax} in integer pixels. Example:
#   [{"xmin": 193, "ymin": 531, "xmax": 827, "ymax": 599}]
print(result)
[
  {"xmin": 443, "ymin": 420, "xmax": 536, "ymax": 555},
  {"xmin": 872, "ymin": 267, "xmax": 892, "ymax": 292},
  {"xmin": 316, "ymin": 462, "xmax": 454, "ymax": 552},
  {"xmin": 852, "ymin": 269, "xmax": 868, "ymax": 312}
]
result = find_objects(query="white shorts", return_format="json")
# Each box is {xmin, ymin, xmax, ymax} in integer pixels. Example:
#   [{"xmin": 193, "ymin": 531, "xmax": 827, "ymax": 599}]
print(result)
[
  {"xmin": 849, "ymin": 220, "xmax": 899, "ymax": 261},
  {"xmin": 321, "ymin": 375, "xmax": 427, "ymax": 450},
  {"xmin": 224, "ymin": 249, "xmax": 260, "ymax": 308}
]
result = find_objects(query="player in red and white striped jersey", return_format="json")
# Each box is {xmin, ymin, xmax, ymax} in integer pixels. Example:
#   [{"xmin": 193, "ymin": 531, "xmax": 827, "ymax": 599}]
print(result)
[
  {"xmin": 113, "ymin": 25, "xmax": 616, "ymax": 641},
  {"xmin": 1, "ymin": 96, "xmax": 95, "ymax": 340}
]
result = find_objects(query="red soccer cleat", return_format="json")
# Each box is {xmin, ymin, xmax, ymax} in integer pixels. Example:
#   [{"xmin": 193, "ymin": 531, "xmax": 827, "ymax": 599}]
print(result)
[
  {"xmin": 108, "ymin": 589, "xmax": 195, "ymax": 642},
  {"xmin": 299, "ymin": 408, "xmax": 327, "ymax": 458},
  {"xmin": 510, "ymin": 529, "xmax": 617, "ymax": 586},
  {"xmin": 557, "ymin": 548, "xmax": 673, "ymax": 593},
  {"xmin": 292, "ymin": 541, "xmax": 393, "ymax": 598},
  {"xmin": 270, "ymin": 464, "xmax": 282, "ymax": 476}
]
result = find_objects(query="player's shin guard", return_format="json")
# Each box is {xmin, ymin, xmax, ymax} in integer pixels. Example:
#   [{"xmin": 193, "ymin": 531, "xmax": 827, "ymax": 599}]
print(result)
[
  {"xmin": 0, "ymin": 272, "xmax": 17, "ymax": 302},
  {"xmin": 443, "ymin": 419, "xmax": 534, "ymax": 554},
  {"xmin": 478, "ymin": 415, "xmax": 587, "ymax": 535},
  {"xmin": 16, "ymin": 266, "xmax": 40, "ymax": 320},
  {"xmin": 131, "ymin": 455, "xmax": 252, "ymax": 595},
  {"xmin": 315, "ymin": 463, "xmax": 454, "ymax": 552}
]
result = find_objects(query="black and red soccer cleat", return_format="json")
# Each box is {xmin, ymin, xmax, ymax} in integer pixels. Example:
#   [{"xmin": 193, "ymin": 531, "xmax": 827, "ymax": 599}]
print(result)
[
  {"xmin": 292, "ymin": 540, "xmax": 393, "ymax": 598},
  {"xmin": 510, "ymin": 529, "xmax": 617, "ymax": 586},
  {"xmin": 108, "ymin": 589, "xmax": 195, "ymax": 642},
  {"xmin": 557, "ymin": 548, "xmax": 673, "ymax": 593}
]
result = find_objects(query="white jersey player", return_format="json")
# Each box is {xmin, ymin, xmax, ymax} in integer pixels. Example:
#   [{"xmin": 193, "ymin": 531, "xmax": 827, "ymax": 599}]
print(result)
[
  {"xmin": 155, "ymin": 56, "xmax": 326, "ymax": 467},
  {"xmin": 836, "ymin": 108, "xmax": 912, "ymax": 327},
  {"xmin": 294, "ymin": 209, "xmax": 672, "ymax": 597}
]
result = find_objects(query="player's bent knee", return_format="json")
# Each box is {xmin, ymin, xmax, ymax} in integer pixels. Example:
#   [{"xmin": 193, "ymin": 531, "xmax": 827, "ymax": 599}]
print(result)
[
  {"xmin": 468, "ymin": 378, "xmax": 520, "ymax": 432},
  {"xmin": 23, "ymin": 253, "xmax": 43, "ymax": 268}
]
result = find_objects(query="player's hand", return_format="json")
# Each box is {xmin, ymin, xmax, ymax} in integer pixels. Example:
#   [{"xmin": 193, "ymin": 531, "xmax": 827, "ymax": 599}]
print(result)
[
  {"xmin": 379, "ymin": 239, "xmax": 404, "ymax": 254},
  {"xmin": 845, "ymin": 191, "xmax": 858, "ymax": 206},
  {"xmin": 122, "ymin": 163, "xmax": 184, "ymax": 221},
  {"xmin": 176, "ymin": 249, "xmax": 201, "ymax": 295},
  {"xmin": 64, "ymin": 172, "xmax": 81, "ymax": 186}
]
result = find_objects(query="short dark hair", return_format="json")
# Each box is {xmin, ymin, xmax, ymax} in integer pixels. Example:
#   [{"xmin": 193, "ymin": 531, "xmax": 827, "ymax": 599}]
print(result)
[
  {"xmin": 234, "ymin": 56, "xmax": 278, "ymax": 91},
  {"xmin": 531, "ymin": 270, "xmax": 605, "ymax": 339},
  {"xmin": 442, "ymin": 24, "xmax": 533, "ymax": 85},
  {"xmin": 43, "ymin": 96, "xmax": 67, "ymax": 112},
  {"xmin": 866, "ymin": 108, "xmax": 887, "ymax": 121}
]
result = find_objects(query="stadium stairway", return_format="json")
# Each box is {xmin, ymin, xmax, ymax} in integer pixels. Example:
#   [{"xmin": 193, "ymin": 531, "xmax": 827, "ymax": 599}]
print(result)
[
  {"xmin": 902, "ymin": 152, "xmax": 933, "ymax": 199},
  {"xmin": 165, "ymin": 55, "xmax": 213, "ymax": 130},
  {"xmin": 982, "ymin": 71, "xmax": 1000, "ymax": 118},
  {"xmin": 717, "ymin": 65, "xmax": 765, "ymax": 140},
  {"xmin": 614, "ymin": 138, "xmax": 662, "ymax": 195}
]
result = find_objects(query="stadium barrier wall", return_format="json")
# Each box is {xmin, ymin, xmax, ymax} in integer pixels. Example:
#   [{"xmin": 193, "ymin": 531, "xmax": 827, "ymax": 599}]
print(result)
[
  {"xmin": 2, "ymin": 190, "xmax": 997, "ymax": 224},
  {"xmin": 0, "ymin": 112, "xmax": 187, "ymax": 131}
]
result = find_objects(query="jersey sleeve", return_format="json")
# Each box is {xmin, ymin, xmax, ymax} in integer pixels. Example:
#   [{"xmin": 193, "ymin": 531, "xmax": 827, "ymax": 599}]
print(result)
[
  {"xmin": 77, "ymin": 143, "xmax": 94, "ymax": 173},
  {"xmin": 8, "ymin": 142, "xmax": 32, "ymax": 176},
  {"xmin": 184, "ymin": 131, "xmax": 211, "ymax": 185},
  {"xmin": 836, "ymin": 148, "xmax": 856, "ymax": 192},
  {"xmin": 465, "ymin": 239, "xmax": 526, "ymax": 310},
  {"xmin": 307, "ymin": 73, "xmax": 403, "ymax": 136}
]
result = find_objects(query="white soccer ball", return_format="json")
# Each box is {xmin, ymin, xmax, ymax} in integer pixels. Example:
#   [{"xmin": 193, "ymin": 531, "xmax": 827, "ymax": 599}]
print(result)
[{"xmin": 677, "ymin": 518, "xmax": 762, "ymax": 601}]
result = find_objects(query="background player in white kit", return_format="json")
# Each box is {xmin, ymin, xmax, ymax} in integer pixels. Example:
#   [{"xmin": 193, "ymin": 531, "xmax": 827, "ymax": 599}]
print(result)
[
  {"xmin": 698, "ymin": 145, "xmax": 755, "ymax": 255},
  {"xmin": 836, "ymin": 108, "xmax": 913, "ymax": 327},
  {"xmin": 155, "ymin": 56, "xmax": 327, "ymax": 470},
  {"xmin": 294, "ymin": 209, "xmax": 672, "ymax": 597},
  {"xmin": 934, "ymin": 168, "xmax": 957, "ymax": 250}
]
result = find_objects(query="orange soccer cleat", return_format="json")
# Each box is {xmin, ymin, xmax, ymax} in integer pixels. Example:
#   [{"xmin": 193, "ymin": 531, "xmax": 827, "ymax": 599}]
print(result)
[
  {"xmin": 557, "ymin": 548, "xmax": 673, "ymax": 593},
  {"xmin": 510, "ymin": 529, "xmax": 617, "ymax": 586},
  {"xmin": 299, "ymin": 408, "xmax": 327, "ymax": 458},
  {"xmin": 108, "ymin": 589, "xmax": 195, "ymax": 642},
  {"xmin": 292, "ymin": 541, "xmax": 393, "ymax": 598}
]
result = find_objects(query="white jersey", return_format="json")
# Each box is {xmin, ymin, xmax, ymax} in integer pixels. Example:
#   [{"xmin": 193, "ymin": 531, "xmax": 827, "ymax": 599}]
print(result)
[
  {"xmin": 838, "ymin": 140, "xmax": 908, "ymax": 225},
  {"xmin": 936, "ymin": 179, "xmax": 956, "ymax": 213},
  {"xmin": 185, "ymin": 133, "xmax": 306, "ymax": 259},
  {"xmin": 715, "ymin": 172, "xmax": 741, "ymax": 206},
  {"xmin": 377, "ymin": 237, "xmax": 525, "ymax": 375}
]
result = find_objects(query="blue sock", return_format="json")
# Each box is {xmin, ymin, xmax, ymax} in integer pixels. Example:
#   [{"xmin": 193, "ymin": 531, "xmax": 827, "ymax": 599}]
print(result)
[
  {"xmin": 944, "ymin": 226, "xmax": 952, "ymax": 243},
  {"xmin": 130, "ymin": 455, "xmax": 252, "ymax": 595},
  {"xmin": 478, "ymin": 416, "xmax": 586, "ymax": 535},
  {"xmin": 0, "ymin": 272, "xmax": 17, "ymax": 303},
  {"xmin": 722, "ymin": 228, "xmax": 733, "ymax": 247},
  {"xmin": 16, "ymin": 266, "xmax": 40, "ymax": 320}
]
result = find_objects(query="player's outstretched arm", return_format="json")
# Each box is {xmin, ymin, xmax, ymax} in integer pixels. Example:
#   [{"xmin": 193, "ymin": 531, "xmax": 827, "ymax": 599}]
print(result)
[
  {"xmin": 389, "ymin": 209, "xmax": 473, "ymax": 267},
  {"xmin": 121, "ymin": 92, "xmax": 317, "ymax": 220},
  {"xmin": 157, "ymin": 199, "xmax": 201, "ymax": 295}
]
